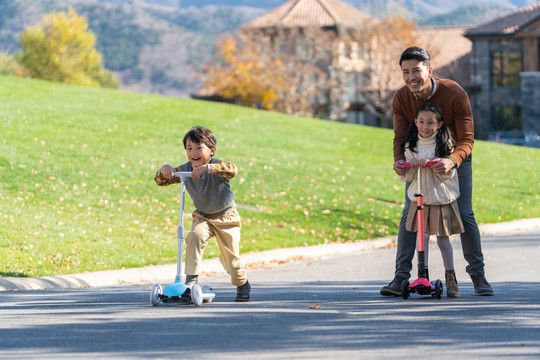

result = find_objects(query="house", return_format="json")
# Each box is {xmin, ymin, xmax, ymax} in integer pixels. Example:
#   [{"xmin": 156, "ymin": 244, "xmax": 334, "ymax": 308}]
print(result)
[
  {"xmin": 193, "ymin": 0, "xmax": 479, "ymax": 129},
  {"xmin": 235, "ymin": 0, "xmax": 373, "ymax": 123},
  {"xmin": 240, "ymin": 4, "xmax": 476, "ymax": 125},
  {"xmin": 415, "ymin": 26, "xmax": 472, "ymax": 86},
  {"xmin": 465, "ymin": 2, "xmax": 540, "ymax": 141},
  {"xmin": 241, "ymin": 0, "xmax": 368, "ymax": 31}
]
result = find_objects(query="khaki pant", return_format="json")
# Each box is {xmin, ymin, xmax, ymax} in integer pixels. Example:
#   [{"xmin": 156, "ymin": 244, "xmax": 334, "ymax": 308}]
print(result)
[{"xmin": 184, "ymin": 208, "xmax": 247, "ymax": 286}]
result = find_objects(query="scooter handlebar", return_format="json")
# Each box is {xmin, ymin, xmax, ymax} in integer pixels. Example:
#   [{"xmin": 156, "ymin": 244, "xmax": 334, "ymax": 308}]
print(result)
[
  {"xmin": 401, "ymin": 160, "xmax": 440, "ymax": 168},
  {"xmin": 173, "ymin": 171, "xmax": 192, "ymax": 182}
]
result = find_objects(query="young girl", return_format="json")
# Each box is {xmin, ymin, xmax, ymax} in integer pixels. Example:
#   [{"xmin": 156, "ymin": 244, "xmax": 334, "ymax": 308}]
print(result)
[{"xmin": 399, "ymin": 103, "xmax": 464, "ymax": 298}]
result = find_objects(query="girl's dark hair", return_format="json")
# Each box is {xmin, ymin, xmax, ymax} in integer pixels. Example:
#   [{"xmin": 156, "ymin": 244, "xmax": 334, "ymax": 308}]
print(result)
[
  {"xmin": 400, "ymin": 103, "xmax": 455, "ymax": 158},
  {"xmin": 183, "ymin": 126, "xmax": 217, "ymax": 151}
]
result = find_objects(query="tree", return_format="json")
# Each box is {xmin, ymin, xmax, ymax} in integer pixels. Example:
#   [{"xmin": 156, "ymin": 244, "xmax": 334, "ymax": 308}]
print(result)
[
  {"xmin": 202, "ymin": 34, "xmax": 279, "ymax": 110},
  {"xmin": 202, "ymin": 27, "xmax": 334, "ymax": 117},
  {"xmin": 353, "ymin": 15, "xmax": 417, "ymax": 128},
  {"xmin": 0, "ymin": 52, "xmax": 27, "ymax": 77},
  {"xmin": 350, "ymin": 15, "xmax": 442, "ymax": 128},
  {"xmin": 18, "ymin": 7, "xmax": 118, "ymax": 88}
]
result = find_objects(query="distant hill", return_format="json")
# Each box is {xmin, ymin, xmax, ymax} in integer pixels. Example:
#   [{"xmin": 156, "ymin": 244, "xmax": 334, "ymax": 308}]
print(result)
[
  {"xmin": 176, "ymin": 0, "xmax": 536, "ymax": 18},
  {"xmin": 0, "ymin": 0, "xmax": 263, "ymax": 97},
  {"xmin": 344, "ymin": 0, "xmax": 536, "ymax": 18},
  {"xmin": 417, "ymin": 4, "xmax": 514, "ymax": 26},
  {"xmin": 1, "ymin": 0, "xmax": 537, "ymax": 97}
]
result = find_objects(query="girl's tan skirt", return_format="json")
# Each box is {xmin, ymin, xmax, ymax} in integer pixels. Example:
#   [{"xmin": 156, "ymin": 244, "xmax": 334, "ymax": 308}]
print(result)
[{"xmin": 406, "ymin": 200, "xmax": 464, "ymax": 236}]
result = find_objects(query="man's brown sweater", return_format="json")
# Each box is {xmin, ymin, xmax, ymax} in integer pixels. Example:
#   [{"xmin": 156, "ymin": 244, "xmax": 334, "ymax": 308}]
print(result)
[{"xmin": 392, "ymin": 78, "xmax": 474, "ymax": 167}]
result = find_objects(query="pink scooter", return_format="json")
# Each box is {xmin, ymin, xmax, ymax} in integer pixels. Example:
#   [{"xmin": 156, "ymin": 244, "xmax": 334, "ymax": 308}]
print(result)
[{"xmin": 400, "ymin": 161, "xmax": 443, "ymax": 300}]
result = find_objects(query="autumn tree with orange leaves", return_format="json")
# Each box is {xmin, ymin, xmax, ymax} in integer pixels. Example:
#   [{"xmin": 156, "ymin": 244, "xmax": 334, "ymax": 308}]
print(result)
[
  {"xmin": 202, "ymin": 27, "xmax": 334, "ymax": 117},
  {"xmin": 202, "ymin": 34, "xmax": 279, "ymax": 110}
]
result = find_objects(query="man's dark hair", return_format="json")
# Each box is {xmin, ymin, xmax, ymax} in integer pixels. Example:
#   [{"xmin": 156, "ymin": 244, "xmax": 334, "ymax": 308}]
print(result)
[
  {"xmin": 183, "ymin": 126, "xmax": 217, "ymax": 151},
  {"xmin": 399, "ymin": 46, "xmax": 431, "ymax": 67}
]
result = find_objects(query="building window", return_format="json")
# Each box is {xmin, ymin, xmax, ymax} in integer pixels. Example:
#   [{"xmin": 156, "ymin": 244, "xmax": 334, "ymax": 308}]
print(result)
[
  {"xmin": 492, "ymin": 105, "xmax": 522, "ymax": 130},
  {"xmin": 492, "ymin": 51, "xmax": 522, "ymax": 87}
]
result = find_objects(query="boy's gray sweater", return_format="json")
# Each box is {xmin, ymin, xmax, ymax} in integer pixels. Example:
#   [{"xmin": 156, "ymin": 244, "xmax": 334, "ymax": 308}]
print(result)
[{"xmin": 179, "ymin": 158, "xmax": 236, "ymax": 217}]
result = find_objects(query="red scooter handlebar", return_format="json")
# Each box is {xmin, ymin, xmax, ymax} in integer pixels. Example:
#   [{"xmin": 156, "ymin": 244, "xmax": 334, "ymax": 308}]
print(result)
[{"xmin": 401, "ymin": 160, "xmax": 440, "ymax": 168}]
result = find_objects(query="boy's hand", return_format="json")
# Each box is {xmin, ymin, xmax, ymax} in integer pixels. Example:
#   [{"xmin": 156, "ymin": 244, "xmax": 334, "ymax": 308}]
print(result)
[
  {"xmin": 192, "ymin": 164, "xmax": 210, "ymax": 179},
  {"xmin": 160, "ymin": 164, "xmax": 175, "ymax": 179}
]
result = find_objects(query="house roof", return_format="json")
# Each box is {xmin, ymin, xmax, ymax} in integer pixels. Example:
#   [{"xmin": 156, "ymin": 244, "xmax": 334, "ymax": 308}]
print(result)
[
  {"xmin": 415, "ymin": 26, "xmax": 472, "ymax": 70},
  {"xmin": 241, "ymin": 0, "xmax": 369, "ymax": 30},
  {"xmin": 465, "ymin": 1, "xmax": 540, "ymax": 37},
  {"xmin": 414, "ymin": 26, "xmax": 472, "ymax": 86}
]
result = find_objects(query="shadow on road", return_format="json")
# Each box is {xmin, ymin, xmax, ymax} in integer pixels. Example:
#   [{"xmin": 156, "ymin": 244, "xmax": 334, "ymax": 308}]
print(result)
[{"xmin": 1, "ymin": 280, "xmax": 539, "ymax": 358}]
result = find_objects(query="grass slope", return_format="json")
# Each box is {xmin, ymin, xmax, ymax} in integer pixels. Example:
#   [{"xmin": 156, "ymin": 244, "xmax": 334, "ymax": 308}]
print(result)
[{"xmin": 1, "ymin": 75, "xmax": 539, "ymax": 277}]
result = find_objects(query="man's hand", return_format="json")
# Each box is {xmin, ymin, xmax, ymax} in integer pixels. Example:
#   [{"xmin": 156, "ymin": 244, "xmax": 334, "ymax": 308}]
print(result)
[
  {"xmin": 393, "ymin": 160, "xmax": 407, "ymax": 176},
  {"xmin": 431, "ymin": 158, "xmax": 455, "ymax": 174}
]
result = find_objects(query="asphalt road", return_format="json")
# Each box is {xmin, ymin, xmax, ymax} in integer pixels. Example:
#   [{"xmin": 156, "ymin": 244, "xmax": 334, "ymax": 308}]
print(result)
[{"xmin": 1, "ymin": 229, "xmax": 539, "ymax": 359}]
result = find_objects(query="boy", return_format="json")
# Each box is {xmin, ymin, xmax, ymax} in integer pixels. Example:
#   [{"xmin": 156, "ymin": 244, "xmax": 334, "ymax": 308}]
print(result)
[{"xmin": 154, "ymin": 126, "xmax": 251, "ymax": 302}]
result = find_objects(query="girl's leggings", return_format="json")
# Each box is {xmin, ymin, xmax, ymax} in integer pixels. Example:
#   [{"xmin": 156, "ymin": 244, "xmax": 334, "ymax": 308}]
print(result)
[{"xmin": 419, "ymin": 234, "xmax": 454, "ymax": 271}]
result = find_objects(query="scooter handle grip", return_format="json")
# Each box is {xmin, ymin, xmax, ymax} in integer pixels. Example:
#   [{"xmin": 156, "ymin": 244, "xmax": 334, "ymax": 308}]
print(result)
[{"xmin": 401, "ymin": 160, "xmax": 440, "ymax": 168}]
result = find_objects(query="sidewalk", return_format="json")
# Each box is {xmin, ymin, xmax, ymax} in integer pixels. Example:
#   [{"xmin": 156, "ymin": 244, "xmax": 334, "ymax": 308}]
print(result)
[{"xmin": 1, "ymin": 218, "xmax": 538, "ymax": 291}]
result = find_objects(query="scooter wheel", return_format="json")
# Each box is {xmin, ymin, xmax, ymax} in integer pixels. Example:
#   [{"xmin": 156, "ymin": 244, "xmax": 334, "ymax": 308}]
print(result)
[
  {"xmin": 401, "ymin": 279, "xmax": 410, "ymax": 300},
  {"xmin": 191, "ymin": 284, "xmax": 203, "ymax": 306},
  {"xmin": 201, "ymin": 285, "xmax": 214, "ymax": 303},
  {"xmin": 150, "ymin": 284, "xmax": 162, "ymax": 306},
  {"xmin": 435, "ymin": 279, "xmax": 443, "ymax": 299}
]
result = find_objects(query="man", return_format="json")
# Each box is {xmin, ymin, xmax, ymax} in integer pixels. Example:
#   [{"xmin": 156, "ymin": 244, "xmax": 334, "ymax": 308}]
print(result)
[{"xmin": 380, "ymin": 46, "xmax": 494, "ymax": 296}]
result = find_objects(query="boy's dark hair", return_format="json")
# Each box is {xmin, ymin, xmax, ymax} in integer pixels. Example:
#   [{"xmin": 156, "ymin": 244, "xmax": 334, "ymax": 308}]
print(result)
[
  {"xmin": 400, "ymin": 103, "xmax": 455, "ymax": 158},
  {"xmin": 399, "ymin": 46, "xmax": 431, "ymax": 68},
  {"xmin": 183, "ymin": 126, "xmax": 217, "ymax": 151}
]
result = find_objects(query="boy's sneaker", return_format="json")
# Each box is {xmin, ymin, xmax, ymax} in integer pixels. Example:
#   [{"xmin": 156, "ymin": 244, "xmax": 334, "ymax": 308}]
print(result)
[
  {"xmin": 235, "ymin": 280, "xmax": 251, "ymax": 302},
  {"xmin": 470, "ymin": 274, "xmax": 494, "ymax": 296},
  {"xmin": 380, "ymin": 276, "xmax": 407, "ymax": 296},
  {"xmin": 185, "ymin": 274, "xmax": 198, "ymax": 287}
]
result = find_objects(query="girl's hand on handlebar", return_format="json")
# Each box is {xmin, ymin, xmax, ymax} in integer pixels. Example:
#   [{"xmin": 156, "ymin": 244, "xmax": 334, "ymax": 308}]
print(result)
[
  {"xmin": 419, "ymin": 158, "xmax": 430, "ymax": 168},
  {"xmin": 409, "ymin": 158, "xmax": 421, "ymax": 168}
]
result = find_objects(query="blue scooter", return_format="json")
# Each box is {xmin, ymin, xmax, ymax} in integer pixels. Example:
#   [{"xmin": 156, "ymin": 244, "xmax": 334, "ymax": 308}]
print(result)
[{"xmin": 150, "ymin": 172, "xmax": 215, "ymax": 306}]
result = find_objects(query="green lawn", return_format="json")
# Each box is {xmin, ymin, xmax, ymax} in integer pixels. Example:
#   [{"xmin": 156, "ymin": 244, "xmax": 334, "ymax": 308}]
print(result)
[{"xmin": 1, "ymin": 75, "xmax": 539, "ymax": 277}]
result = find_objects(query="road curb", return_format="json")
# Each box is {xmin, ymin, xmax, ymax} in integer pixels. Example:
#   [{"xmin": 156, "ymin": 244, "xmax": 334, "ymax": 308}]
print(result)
[{"xmin": 1, "ymin": 218, "xmax": 538, "ymax": 291}]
